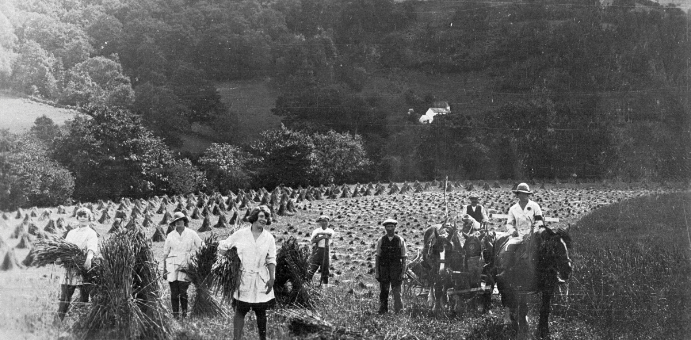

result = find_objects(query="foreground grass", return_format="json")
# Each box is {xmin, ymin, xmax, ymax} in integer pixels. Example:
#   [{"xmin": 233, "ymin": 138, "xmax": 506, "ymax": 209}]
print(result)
[{"xmin": 567, "ymin": 192, "xmax": 691, "ymax": 340}]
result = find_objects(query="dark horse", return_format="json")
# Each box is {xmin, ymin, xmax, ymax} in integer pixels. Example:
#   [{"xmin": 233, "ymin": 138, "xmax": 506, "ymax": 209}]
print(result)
[
  {"xmin": 420, "ymin": 223, "xmax": 463, "ymax": 312},
  {"xmin": 487, "ymin": 226, "xmax": 572, "ymax": 339},
  {"xmin": 418, "ymin": 219, "xmax": 488, "ymax": 314}
]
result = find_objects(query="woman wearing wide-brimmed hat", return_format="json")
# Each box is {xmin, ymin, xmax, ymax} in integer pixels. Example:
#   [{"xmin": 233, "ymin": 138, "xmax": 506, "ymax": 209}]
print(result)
[
  {"xmin": 505, "ymin": 183, "xmax": 544, "ymax": 237},
  {"xmin": 162, "ymin": 211, "xmax": 202, "ymax": 319},
  {"xmin": 217, "ymin": 205, "xmax": 276, "ymax": 340}
]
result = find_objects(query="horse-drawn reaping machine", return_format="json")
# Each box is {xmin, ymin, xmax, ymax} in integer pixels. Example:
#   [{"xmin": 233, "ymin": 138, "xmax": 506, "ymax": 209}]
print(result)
[
  {"xmin": 406, "ymin": 220, "xmax": 495, "ymax": 314},
  {"xmin": 405, "ymin": 209, "xmax": 568, "ymax": 319}
]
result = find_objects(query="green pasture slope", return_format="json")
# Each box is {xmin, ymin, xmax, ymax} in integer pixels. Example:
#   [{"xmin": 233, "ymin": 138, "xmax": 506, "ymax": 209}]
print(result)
[
  {"xmin": 570, "ymin": 192, "xmax": 691, "ymax": 340},
  {"xmin": 0, "ymin": 93, "xmax": 78, "ymax": 133}
]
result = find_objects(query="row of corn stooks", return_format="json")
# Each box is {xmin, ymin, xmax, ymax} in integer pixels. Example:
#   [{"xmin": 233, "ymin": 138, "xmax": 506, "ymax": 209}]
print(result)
[{"xmin": 28, "ymin": 229, "xmax": 316, "ymax": 340}]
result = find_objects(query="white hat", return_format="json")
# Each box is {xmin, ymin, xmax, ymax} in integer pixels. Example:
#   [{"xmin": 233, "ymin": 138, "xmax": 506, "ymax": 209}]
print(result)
[
  {"xmin": 512, "ymin": 183, "xmax": 533, "ymax": 194},
  {"xmin": 170, "ymin": 211, "xmax": 189, "ymax": 225},
  {"xmin": 382, "ymin": 218, "xmax": 398, "ymax": 226},
  {"xmin": 316, "ymin": 215, "xmax": 330, "ymax": 222}
]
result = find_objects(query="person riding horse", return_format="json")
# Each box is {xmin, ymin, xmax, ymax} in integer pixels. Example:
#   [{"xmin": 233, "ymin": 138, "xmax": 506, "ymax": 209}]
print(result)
[{"xmin": 486, "ymin": 183, "xmax": 572, "ymax": 338}]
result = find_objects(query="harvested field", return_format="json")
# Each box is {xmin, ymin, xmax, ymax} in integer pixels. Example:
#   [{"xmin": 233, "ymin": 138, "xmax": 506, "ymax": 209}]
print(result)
[{"xmin": 0, "ymin": 181, "xmax": 687, "ymax": 339}]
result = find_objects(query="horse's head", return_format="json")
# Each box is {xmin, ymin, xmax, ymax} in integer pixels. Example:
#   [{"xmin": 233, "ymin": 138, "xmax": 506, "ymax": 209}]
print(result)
[
  {"xmin": 422, "ymin": 224, "xmax": 458, "ymax": 272},
  {"xmin": 537, "ymin": 226, "xmax": 572, "ymax": 281},
  {"xmin": 423, "ymin": 224, "xmax": 446, "ymax": 256}
]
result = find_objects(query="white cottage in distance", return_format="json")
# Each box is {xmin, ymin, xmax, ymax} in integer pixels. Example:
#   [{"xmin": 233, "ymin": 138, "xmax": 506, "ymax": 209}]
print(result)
[{"xmin": 419, "ymin": 101, "xmax": 451, "ymax": 124}]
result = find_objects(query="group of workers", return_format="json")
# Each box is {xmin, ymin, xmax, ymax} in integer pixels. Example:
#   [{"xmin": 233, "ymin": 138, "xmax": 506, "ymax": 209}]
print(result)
[{"xmin": 54, "ymin": 182, "xmax": 544, "ymax": 340}]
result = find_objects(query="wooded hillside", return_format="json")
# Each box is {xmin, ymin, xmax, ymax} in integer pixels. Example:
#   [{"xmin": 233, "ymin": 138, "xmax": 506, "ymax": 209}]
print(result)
[{"xmin": 0, "ymin": 0, "xmax": 688, "ymax": 208}]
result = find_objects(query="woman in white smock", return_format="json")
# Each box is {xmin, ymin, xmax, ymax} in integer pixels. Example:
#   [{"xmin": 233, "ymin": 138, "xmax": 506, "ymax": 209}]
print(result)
[
  {"xmin": 506, "ymin": 182, "xmax": 544, "ymax": 236},
  {"xmin": 162, "ymin": 211, "xmax": 202, "ymax": 319},
  {"xmin": 218, "ymin": 205, "xmax": 276, "ymax": 340}
]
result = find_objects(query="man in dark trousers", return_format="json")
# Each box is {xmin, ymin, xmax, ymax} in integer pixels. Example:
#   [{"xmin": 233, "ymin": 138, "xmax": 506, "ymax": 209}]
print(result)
[{"xmin": 375, "ymin": 218, "xmax": 407, "ymax": 314}]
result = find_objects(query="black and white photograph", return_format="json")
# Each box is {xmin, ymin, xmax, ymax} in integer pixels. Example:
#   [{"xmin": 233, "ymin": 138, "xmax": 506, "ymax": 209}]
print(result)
[{"xmin": 0, "ymin": 0, "xmax": 689, "ymax": 338}]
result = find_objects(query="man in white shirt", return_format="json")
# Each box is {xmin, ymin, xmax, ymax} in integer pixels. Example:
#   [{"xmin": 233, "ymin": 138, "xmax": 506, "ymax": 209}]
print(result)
[
  {"xmin": 162, "ymin": 211, "xmax": 202, "ymax": 319},
  {"xmin": 308, "ymin": 215, "xmax": 335, "ymax": 286},
  {"xmin": 57, "ymin": 207, "xmax": 99, "ymax": 321}
]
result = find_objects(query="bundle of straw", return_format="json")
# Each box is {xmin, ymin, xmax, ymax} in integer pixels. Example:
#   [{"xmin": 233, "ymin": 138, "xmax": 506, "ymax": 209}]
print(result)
[
  {"xmin": 275, "ymin": 237, "xmax": 313, "ymax": 308},
  {"xmin": 31, "ymin": 238, "xmax": 90, "ymax": 279},
  {"xmin": 179, "ymin": 235, "xmax": 226, "ymax": 317},
  {"xmin": 73, "ymin": 229, "xmax": 171, "ymax": 340},
  {"xmin": 274, "ymin": 308, "xmax": 364, "ymax": 338},
  {"xmin": 212, "ymin": 247, "xmax": 242, "ymax": 304}
]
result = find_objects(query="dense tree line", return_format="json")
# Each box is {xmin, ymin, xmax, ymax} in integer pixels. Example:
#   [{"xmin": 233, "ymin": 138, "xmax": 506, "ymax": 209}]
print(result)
[
  {"xmin": 0, "ymin": 108, "xmax": 370, "ymax": 209},
  {"xmin": 0, "ymin": 0, "xmax": 688, "ymax": 192}
]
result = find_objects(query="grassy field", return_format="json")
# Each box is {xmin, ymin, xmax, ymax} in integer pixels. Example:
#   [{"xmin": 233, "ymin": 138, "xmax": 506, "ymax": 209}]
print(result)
[
  {"xmin": 0, "ymin": 93, "xmax": 79, "ymax": 134},
  {"xmin": 0, "ymin": 80, "xmax": 281, "ymax": 154},
  {"xmin": 0, "ymin": 182, "xmax": 687, "ymax": 339}
]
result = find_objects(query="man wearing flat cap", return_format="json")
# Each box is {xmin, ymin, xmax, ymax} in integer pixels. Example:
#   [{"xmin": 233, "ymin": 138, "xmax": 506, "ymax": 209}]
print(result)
[
  {"xmin": 462, "ymin": 195, "xmax": 488, "ymax": 226},
  {"xmin": 375, "ymin": 218, "xmax": 407, "ymax": 314},
  {"xmin": 308, "ymin": 215, "xmax": 335, "ymax": 286}
]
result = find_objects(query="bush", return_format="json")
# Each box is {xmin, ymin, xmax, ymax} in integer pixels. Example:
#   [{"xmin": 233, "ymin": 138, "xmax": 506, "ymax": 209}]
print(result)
[
  {"xmin": 0, "ymin": 131, "xmax": 74, "ymax": 210},
  {"xmin": 246, "ymin": 126, "xmax": 372, "ymax": 188},
  {"xmin": 52, "ymin": 106, "xmax": 178, "ymax": 201},
  {"xmin": 11, "ymin": 41, "xmax": 58, "ymax": 98},
  {"xmin": 160, "ymin": 159, "xmax": 207, "ymax": 195},
  {"xmin": 246, "ymin": 126, "xmax": 315, "ymax": 188},
  {"xmin": 198, "ymin": 143, "xmax": 251, "ymax": 193},
  {"xmin": 30, "ymin": 115, "xmax": 62, "ymax": 145},
  {"xmin": 59, "ymin": 56, "xmax": 134, "ymax": 107},
  {"xmin": 311, "ymin": 130, "xmax": 371, "ymax": 184}
]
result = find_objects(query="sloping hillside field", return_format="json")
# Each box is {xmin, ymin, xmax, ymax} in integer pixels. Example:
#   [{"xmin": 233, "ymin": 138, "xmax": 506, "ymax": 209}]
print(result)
[
  {"xmin": 0, "ymin": 94, "xmax": 78, "ymax": 133},
  {"xmin": 0, "ymin": 182, "xmax": 687, "ymax": 339}
]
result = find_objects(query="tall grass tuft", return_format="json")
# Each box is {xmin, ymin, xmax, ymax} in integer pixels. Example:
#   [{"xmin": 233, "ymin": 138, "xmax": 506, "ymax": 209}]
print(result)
[
  {"xmin": 275, "ymin": 236, "xmax": 313, "ymax": 308},
  {"xmin": 212, "ymin": 246, "xmax": 242, "ymax": 305},
  {"xmin": 567, "ymin": 192, "xmax": 691, "ymax": 339},
  {"xmin": 180, "ymin": 235, "xmax": 226, "ymax": 317},
  {"xmin": 73, "ymin": 229, "xmax": 172, "ymax": 340}
]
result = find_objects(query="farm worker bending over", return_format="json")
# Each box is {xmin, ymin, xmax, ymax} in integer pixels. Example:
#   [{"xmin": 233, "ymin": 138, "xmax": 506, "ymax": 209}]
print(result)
[
  {"xmin": 162, "ymin": 211, "xmax": 202, "ymax": 319},
  {"xmin": 463, "ymin": 194, "xmax": 488, "ymax": 225},
  {"xmin": 308, "ymin": 215, "xmax": 335, "ymax": 287},
  {"xmin": 218, "ymin": 205, "xmax": 276, "ymax": 340},
  {"xmin": 375, "ymin": 218, "xmax": 407, "ymax": 314},
  {"xmin": 56, "ymin": 207, "xmax": 99, "ymax": 321},
  {"xmin": 505, "ymin": 183, "xmax": 544, "ymax": 237}
]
